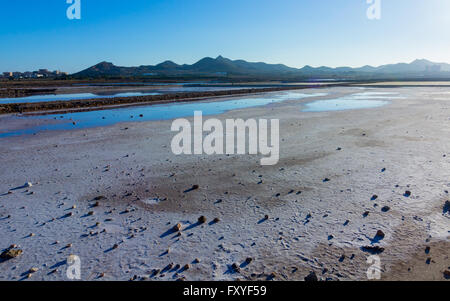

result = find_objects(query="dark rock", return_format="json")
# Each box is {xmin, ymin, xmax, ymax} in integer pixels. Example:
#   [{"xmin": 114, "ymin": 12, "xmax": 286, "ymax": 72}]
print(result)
[
  {"xmin": 443, "ymin": 200, "xmax": 450, "ymax": 215},
  {"xmin": 361, "ymin": 246, "xmax": 385, "ymax": 254},
  {"xmin": 231, "ymin": 263, "xmax": 240, "ymax": 273},
  {"xmin": 404, "ymin": 191, "xmax": 411, "ymax": 197},
  {"xmin": 371, "ymin": 195, "xmax": 378, "ymax": 201},
  {"xmin": 375, "ymin": 230, "xmax": 385, "ymax": 239},
  {"xmin": 381, "ymin": 206, "xmax": 391, "ymax": 212},
  {"xmin": 198, "ymin": 216, "xmax": 207, "ymax": 224},
  {"xmin": 304, "ymin": 271, "xmax": 318, "ymax": 282}
]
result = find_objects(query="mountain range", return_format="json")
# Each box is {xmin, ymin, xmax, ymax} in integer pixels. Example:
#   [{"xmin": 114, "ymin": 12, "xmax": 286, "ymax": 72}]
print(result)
[{"xmin": 73, "ymin": 56, "xmax": 450, "ymax": 80}]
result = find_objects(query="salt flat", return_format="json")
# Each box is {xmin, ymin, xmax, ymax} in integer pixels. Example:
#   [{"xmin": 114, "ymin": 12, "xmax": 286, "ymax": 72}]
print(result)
[{"xmin": 0, "ymin": 86, "xmax": 448, "ymax": 281}]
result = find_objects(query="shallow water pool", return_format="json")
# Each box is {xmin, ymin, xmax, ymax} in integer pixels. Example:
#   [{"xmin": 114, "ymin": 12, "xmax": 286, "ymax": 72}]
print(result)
[
  {"xmin": 0, "ymin": 91, "xmax": 326, "ymax": 138},
  {"xmin": 302, "ymin": 92, "xmax": 402, "ymax": 112}
]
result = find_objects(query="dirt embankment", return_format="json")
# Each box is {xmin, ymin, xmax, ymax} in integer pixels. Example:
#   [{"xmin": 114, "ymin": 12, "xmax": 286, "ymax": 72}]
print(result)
[{"xmin": 0, "ymin": 86, "xmax": 331, "ymax": 115}]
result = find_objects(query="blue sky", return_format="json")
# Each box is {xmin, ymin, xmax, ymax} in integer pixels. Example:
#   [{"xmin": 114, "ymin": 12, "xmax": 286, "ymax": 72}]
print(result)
[{"xmin": 1, "ymin": 0, "xmax": 450, "ymax": 73}]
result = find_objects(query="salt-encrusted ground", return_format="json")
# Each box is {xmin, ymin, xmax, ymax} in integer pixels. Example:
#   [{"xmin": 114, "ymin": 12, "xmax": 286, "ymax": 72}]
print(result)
[{"xmin": 0, "ymin": 87, "xmax": 448, "ymax": 281}]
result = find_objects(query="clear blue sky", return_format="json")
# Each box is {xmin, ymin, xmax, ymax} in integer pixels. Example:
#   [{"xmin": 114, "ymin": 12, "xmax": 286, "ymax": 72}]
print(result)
[{"xmin": 1, "ymin": 0, "xmax": 450, "ymax": 73}]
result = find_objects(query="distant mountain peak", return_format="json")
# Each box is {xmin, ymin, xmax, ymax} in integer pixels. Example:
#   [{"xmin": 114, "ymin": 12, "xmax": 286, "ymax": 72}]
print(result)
[{"xmin": 72, "ymin": 57, "xmax": 450, "ymax": 79}]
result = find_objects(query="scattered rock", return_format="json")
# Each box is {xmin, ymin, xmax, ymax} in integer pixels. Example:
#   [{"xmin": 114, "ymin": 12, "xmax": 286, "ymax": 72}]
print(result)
[
  {"xmin": 245, "ymin": 257, "xmax": 253, "ymax": 264},
  {"xmin": 198, "ymin": 216, "xmax": 207, "ymax": 224},
  {"xmin": 29, "ymin": 267, "xmax": 39, "ymax": 273},
  {"xmin": 363, "ymin": 211, "xmax": 370, "ymax": 217},
  {"xmin": 24, "ymin": 182, "xmax": 32, "ymax": 188},
  {"xmin": 93, "ymin": 196, "xmax": 106, "ymax": 201},
  {"xmin": 444, "ymin": 270, "xmax": 450, "ymax": 279},
  {"xmin": 173, "ymin": 223, "xmax": 182, "ymax": 231},
  {"xmin": 371, "ymin": 195, "xmax": 378, "ymax": 201},
  {"xmin": 323, "ymin": 178, "xmax": 330, "ymax": 183},
  {"xmin": 212, "ymin": 218, "xmax": 221, "ymax": 224},
  {"xmin": 304, "ymin": 271, "xmax": 318, "ymax": 281},
  {"xmin": 231, "ymin": 263, "xmax": 240, "ymax": 273},
  {"xmin": 193, "ymin": 258, "xmax": 200, "ymax": 264},
  {"xmin": 404, "ymin": 191, "xmax": 411, "ymax": 197},
  {"xmin": 381, "ymin": 206, "xmax": 391, "ymax": 212},
  {"xmin": 183, "ymin": 264, "xmax": 190, "ymax": 271},
  {"xmin": 443, "ymin": 200, "xmax": 450, "ymax": 215},
  {"xmin": 361, "ymin": 246, "xmax": 385, "ymax": 254},
  {"xmin": 88, "ymin": 211, "xmax": 94, "ymax": 216},
  {"xmin": 0, "ymin": 248, "xmax": 23, "ymax": 260},
  {"xmin": 375, "ymin": 230, "xmax": 385, "ymax": 239}
]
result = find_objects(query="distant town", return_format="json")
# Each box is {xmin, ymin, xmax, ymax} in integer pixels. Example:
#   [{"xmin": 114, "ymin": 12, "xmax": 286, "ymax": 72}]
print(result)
[{"xmin": 1, "ymin": 69, "xmax": 69, "ymax": 79}]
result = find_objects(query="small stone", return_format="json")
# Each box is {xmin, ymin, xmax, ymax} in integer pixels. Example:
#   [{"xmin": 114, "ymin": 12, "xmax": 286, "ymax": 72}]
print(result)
[
  {"xmin": 444, "ymin": 201, "xmax": 450, "ymax": 214},
  {"xmin": 361, "ymin": 246, "xmax": 385, "ymax": 254},
  {"xmin": 444, "ymin": 270, "xmax": 450, "ymax": 279},
  {"xmin": 93, "ymin": 196, "xmax": 106, "ymax": 201},
  {"xmin": 193, "ymin": 258, "xmax": 200, "ymax": 264},
  {"xmin": 183, "ymin": 264, "xmax": 190, "ymax": 271},
  {"xmin": 231, "ymin": 263, "xmax": 240, "ymax": 273},
  {"xmin": 198, "ymin": 216, "xmax": 207, "ymax": 224},
  {"xmin": 112, "ymin": 244, "xmax": 119, "ymax": 249},
  {"xmin": 72, "ymin": 205, "xmax": 76, "ymax": 209},
  {"xmin": 88, "ymin": 211, "xmax": 94, "ymax": 216},
  {"xmin": 24, "ymin": 182, "xmax": 33, "ymax": 188},
  {"xmin": 245, "ymin": 257, "xmax": 253, "ymax": 264},
  {"xmin": 173, "ymin": 223, "xmax": 182, "ymax": 231},
  {"xmin": 29, "ymin": 233, "xmax": 35, "ymax": 237},
  {"xmin": 404, "ymin": 191, "xmax": 411, "ymax": 197},
  {"xmin": 375, "ymin": 230, "xmax": 385, "ymax": 239},
  {"xmin": 213, "ymin": 218, "xmax": 221, "ymax": 223},
  {"xmin": 0, "ymin": 248, "xmax": 23, "ymax": 259},
  {"xmin": 304, "ymin": 271, "xmax": 318, "ymax": 282},
  {"xmin": 381, "ymin": 206, "xmax": 391, "ymax": 212},
  {"xmin": 264, "ymin": 214, "xmax": 269, "ymax": 220},
  {"xmin": 29, "ymin": 267, "xmax": 39, "ymax": 273},
  {"xmin": 371, "ymin": 195, "xmax": 378, "ymax": 201}
]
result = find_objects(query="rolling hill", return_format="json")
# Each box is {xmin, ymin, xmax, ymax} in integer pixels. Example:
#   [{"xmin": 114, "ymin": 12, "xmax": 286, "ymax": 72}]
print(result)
[{"xmin": 72, "ymin": 56, "xmax": 450, "ymax": 80}]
